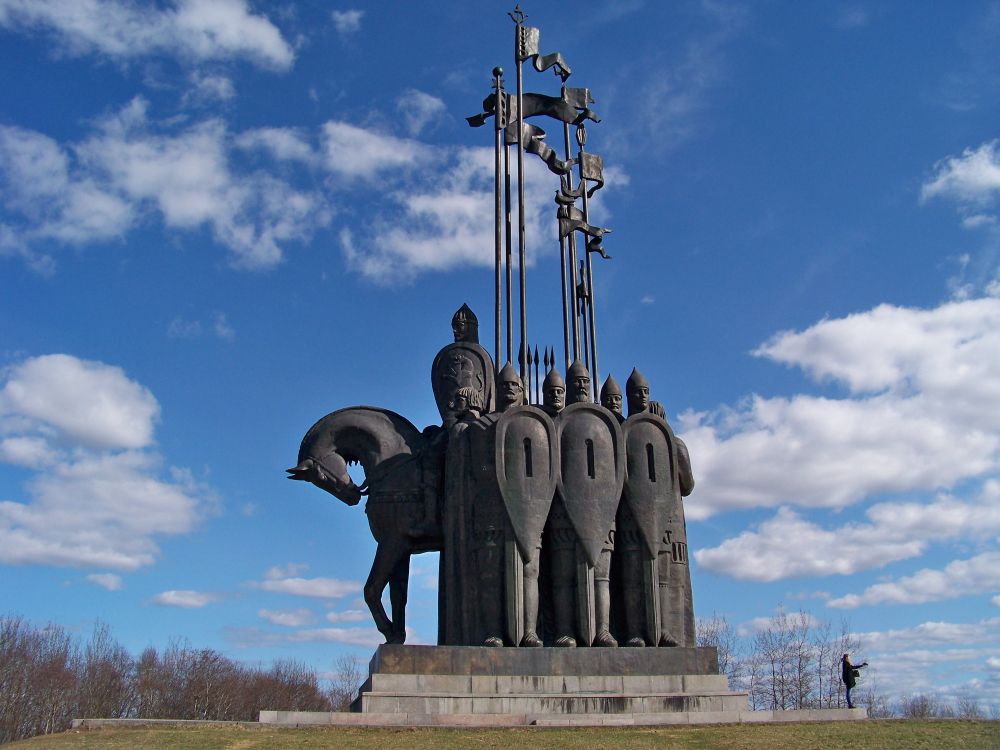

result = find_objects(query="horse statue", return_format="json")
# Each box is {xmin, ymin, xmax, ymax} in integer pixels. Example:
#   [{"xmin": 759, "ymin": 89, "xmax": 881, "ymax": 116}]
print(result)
[{"xmin": 286, "ymin": 406, "xmax": 444, "ymax": 644}]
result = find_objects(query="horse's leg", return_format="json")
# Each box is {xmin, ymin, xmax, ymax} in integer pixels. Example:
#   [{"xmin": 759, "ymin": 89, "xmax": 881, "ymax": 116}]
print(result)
[
  {"xmin": 364, "ymin": 542, "xmax": 405, "ymax": 641},
  {"xmin": 387, "ymin": 554, "xmax": 411, "ymax": 644}
]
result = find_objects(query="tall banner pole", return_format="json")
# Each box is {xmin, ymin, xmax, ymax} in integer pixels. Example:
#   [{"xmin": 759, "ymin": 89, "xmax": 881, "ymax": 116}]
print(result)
[
  {"xmin": 563, "ymin": 118, "xmax": 581, "ymax": 368},
  {"xmin": 512, "ymin": 10, "xmax": 529, "ymax": 381},
  {"xmin": 577, "ymin": 125, "xmax": 600, "ymax": 401},
  {"xmin": 493, "ymin": 68, "xmax": 505, "ymax": 372}
]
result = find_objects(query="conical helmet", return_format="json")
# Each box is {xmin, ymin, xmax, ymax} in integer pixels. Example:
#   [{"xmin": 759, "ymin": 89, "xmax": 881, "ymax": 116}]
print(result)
[
  {"xmin": 567, "ymin": 359, "xmax": 590, "ymax": 381},
  {"xmin": 626, "ymin": 367, "xmax": 649, "ymax": 391},
  {"xmin": 543, "ymin": 367, "xmax": 565, "ymax": 390},
  {"xmin": 451, "ymin": 303, "xmax": 479, "ymax": 343},
  {"xmin": 498, "ymin": 361, "xmax": 521, "ymax": 385},
  {"xmin": 600, "ymin": 374, "xmax": 622, "ymax": 400}
]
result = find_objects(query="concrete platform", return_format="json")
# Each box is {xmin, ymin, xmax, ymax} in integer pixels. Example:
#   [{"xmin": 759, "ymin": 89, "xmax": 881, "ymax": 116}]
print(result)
[{"xmin": 257, "ymin": 707, "xmax": 868, "ymax": 727}]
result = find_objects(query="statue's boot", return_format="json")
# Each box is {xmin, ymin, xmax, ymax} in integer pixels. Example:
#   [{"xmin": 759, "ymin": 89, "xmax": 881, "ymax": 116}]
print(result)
[{"xmin": 594, "ymin": 575, "xmax": 617, "ymax": 647}]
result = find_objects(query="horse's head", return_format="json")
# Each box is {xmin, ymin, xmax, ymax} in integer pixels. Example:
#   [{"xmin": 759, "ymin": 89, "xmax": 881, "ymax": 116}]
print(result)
[{"xmin": 286, "ymin": 449, "xmax": 363, "ymax": 506}]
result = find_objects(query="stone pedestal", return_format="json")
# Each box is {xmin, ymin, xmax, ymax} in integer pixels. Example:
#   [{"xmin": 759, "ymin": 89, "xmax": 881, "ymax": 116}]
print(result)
[{"xmin": 351, "ymin": 644, "xmax": 746, "ymax": 717}]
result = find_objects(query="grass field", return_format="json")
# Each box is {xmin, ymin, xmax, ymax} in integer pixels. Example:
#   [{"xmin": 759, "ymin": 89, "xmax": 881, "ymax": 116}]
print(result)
[{"xmin": 5, "ymin": 721, "xmax": 998, "ymax": 750}]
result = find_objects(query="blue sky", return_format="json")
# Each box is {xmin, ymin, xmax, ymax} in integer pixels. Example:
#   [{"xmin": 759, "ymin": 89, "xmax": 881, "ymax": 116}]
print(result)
[{"xmin": 1, "ymin": 0, "xmax": 998, "ymax": 706}]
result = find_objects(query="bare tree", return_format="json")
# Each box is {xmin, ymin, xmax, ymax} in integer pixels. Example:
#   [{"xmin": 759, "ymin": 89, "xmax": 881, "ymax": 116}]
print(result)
[
  {"xmin": 328, "ymin": 654, "xmax": 364, "ymax": 711},
  {"xmin": 78, "ymin": 622, "xmax": 135, "ymax": 720}
]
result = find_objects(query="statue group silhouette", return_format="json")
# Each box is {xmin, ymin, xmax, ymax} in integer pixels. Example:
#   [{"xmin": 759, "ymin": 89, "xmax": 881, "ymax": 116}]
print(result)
[{"xmin": 290, "ymin": 305, "xmax": 695, "ymax": 648}]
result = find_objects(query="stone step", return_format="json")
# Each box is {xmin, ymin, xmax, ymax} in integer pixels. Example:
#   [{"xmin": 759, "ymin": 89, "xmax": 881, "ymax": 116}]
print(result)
[
  {"xmin": 366, "ymin": 672, "xmax": 731, "ymax": 695},
  {"xmin": 357, "ymin": 690, "xmax": 749, "ymax": 715}
]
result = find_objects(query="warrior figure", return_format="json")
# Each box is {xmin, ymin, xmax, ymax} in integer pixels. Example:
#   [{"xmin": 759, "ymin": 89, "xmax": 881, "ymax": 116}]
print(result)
[
  {"xmin": 600, "ymin": 374, "xmax": 624, "ymax": 421},
  {"xmin": 626, "ymin": 367, "xmax": 696, "ymax": 647}
]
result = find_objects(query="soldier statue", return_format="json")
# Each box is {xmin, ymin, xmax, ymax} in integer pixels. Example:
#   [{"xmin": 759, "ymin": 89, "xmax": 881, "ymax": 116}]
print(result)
[
  {"xmin": 625, "ymin": 367, "xmax": 696, "ymax": 647},
  {"xmin": 545, "ymin": 362, "xmax": 623, "ymax": 647}
]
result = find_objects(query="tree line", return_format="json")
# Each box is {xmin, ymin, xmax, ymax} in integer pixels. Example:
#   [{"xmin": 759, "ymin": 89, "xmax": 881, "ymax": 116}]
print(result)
[
  {"xmin": 696, "ymin": 609, "xmax": 996, "ymax": 719},
  {"xmin": 0, "ymin": 615, "xmax": 361, "ymax": 744}
]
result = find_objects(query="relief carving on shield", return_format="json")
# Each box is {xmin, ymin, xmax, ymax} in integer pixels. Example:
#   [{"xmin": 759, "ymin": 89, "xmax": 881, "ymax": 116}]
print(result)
[
  {"xmin": 555, "ymin": 402, "xmax": 625, "ymax": 567},
  {"xmin": 623, "ymin": 412, "xmax": 679, "ymax": 560},
  {"xmin": 495, "ymin": 405, "xmax": 558, "ymax": 562},
  {"xmin": 430, "ymin": 342, "xmax": 496, "ymax": 421}
]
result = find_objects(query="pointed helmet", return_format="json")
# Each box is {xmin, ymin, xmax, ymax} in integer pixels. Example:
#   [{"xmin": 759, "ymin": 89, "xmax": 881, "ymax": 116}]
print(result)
[
  {"xmin": 600, "ymin": 374, "xmax": 622, "ymax": 399},
  {"xmin": 543, "ymin": 367, "xmax": 565, "ymax": 390},
  {"xmin": 626, "ymin": 367, "xmax": 649, "ymax": 391}
]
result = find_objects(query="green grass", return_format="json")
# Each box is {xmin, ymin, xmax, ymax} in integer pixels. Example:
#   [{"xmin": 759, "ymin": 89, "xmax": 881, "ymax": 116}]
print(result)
[{"xmin": 6, "ymin": 721, "xmax": 998, "ymax": 750}]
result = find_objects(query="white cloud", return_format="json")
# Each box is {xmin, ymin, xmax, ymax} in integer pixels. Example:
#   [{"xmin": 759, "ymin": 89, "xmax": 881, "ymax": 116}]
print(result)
[
  {"xmin": 0, "ymin": 353, "xmax": 159, "ymax": 450},
  {"xmin": 325, "ymin": 609, "xmax": 367, "ymax": 623},
  {"xmin": 0, "ymin": 354, "xmax": 207, "ymax": 570},
  {"xmin": 828, "ymin": 551, "xmax": 1000, "ymax": 608},
  {"xmin": 330, "ymin": 9, "xmax": 363, "ymax": 36},
  {"xmin": 258, "ymin": 607, "xmax": 316, "ymax": 627},
  {"xmin": 340, "ymin": 146, "xmax": 556, "ymax": 284},
  {"xmin": 397, "ymin": 89, "xmax": 447, "ymax": 136},
  {"xmin": 695, "ymin": 485, "xmax": 1000, "ymax": 581},
  {"xmin": 183, "ymin": 72, "xmax": 236, "ymax": 106},
  {"xmin": 253, "ymin": 566, "xmax": 360, "ymax": 599},
  {"xmin": 1, "ymin": 99, "xmax": 332, "ymax": 270},
  {"xmin": 833, "ymin": 7, "xmax": 870, "ymax": 30},
  {"xmin": 228, "ymin": 624, "xmax": 388, "ymax": 648},
  {"xmin": 234, "ymin": 127, "xmax": 315, "ymax": 163},
  {"xmin": 0, "ymin": 0, "xmax": 294, "ymax": 70},
  {"xmin": 922, "ymin": 140, "xmax": 1000, "ymax": 207},
  {"xmin": 167, "ymin": 312, "xmax": 235, "ymax": 341},
  {"xmin": 858, "ymin": 618, "xmax": 1000, "ymax": 653},
  {"xmin": 212, "ymin": 312, "xmax": 235, "ymax": 341},
  {"xmin": 86, "ymin": 572, "xmax": 123, "ymax": 591},
  {"xmin": 681, "ymin": 297, "xmax": 1000, "ymax": 520},
  {"xmin": 322, "ymin": 121, "xmax": 432, "ymax": 180},
  {"xmin": 152, "ymin": 589, "xmax": 217, "ymax": 608}
]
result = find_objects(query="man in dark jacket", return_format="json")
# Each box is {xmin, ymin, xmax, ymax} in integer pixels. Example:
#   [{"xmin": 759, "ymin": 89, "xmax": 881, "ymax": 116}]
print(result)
[{"xmin": 841, "ymin": 653, "xmax": 867, "ymax": 708}]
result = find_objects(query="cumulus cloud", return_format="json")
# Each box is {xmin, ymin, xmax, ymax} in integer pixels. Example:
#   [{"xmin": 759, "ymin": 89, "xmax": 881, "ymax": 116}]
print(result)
[
  {"xmin": 258, "ymin": 607, "xmax": 316, "ymax": 627},
  {"xmin": 228, "ymin": 624, "xmax": 387, "ymax": 648},
  {"xmin": 0, "ymin": 99, "xmax": 331, "ymax": 270},
  {"xmin": 0, "ymin": 354, "xmax": 207, "ymax": 570},
  {"xmin": 325, "ymin": 609, "xmax": 368, "ymax": 623},
  {"xmin": 0, "ymin": 354, "xmax": 159, "ymax": 450},
  {"xmin": 0, "ymin": 0, "xmax": 294, "ymax": 70},
  {"xmin": 86, "ymin": 573, "xmax": 123, "ymax": 591},
  {"xmin": 828, "ymin": 551, "xmax": 1000, "ymax": 608},
  {"xmin": 922, "ymin": 140, "xmax": 1000, "ymax": 208},
  {"xmin": 397, "ymin": 89, "xmax": 447, "ymax": 136},
  {"xmin": 152, "ymin": 589, "xmax": 218, "ymax": 608},
  {"xmin": 682, "ymin": 297, "xmax": 1000, "ymax": 520},
  {"xmin": 340, "ymin": 147, "xmax": 556, "ymax": 284},
  {"xmin": 695, "ymin": 485, "xmax": 1000, "ymax": 581},
  {"xmin": 330, "ymin": 9, "xmax": 363, "ymax": 36},
  {"xmin": 252, "ymin": 565, "xmax": 360, "ymax": 599},
  {"xmin": 322, "ymin": 121, "xmax": 432, "ymax": 180}
]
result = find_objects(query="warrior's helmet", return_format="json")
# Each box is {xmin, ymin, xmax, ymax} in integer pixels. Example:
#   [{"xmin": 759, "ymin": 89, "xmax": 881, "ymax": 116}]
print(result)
[
  {"xmin": 542, "ymin": 367, "xmax": 566, "ymax": 412},
  {"xmin": 497, "ymin": 361, "xmax": 524, "ymax": 409},
  {"xmin": 626, "ymin": 367, "xmax": 651, "ymax": 416},
  {"xmin": 566, "ymin": 359, "xmax": 591, "ymax": 404},
  {"xmin": 451, "ymin": 303, "xmax": 479, "ymax": 344},
  {"xmin": 600, "ymin": 374, "xmax": 623, "ymax": 414}
]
